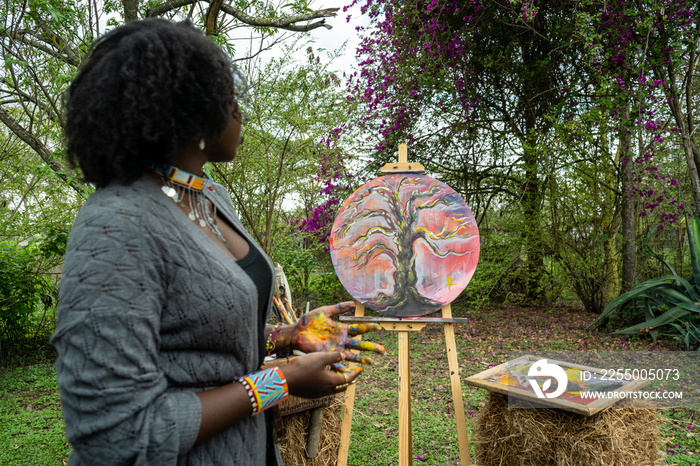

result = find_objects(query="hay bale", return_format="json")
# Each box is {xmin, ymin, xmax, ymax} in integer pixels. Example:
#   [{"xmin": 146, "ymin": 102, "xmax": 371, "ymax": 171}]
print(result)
[
  {"xmin": 474, "ymin": 393, "xmax": 663, "ymax": 466},
  {"xmin": 278, "ymin": 399, "xmax": 343, "ymax": 466}
]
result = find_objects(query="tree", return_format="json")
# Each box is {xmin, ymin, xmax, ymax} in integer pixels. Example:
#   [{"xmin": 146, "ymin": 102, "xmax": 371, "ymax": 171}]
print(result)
[
  {"xmin": 578, "ymin": 0, "xmax": 699, "ymax": 294},
  {"xmin": 644, "ymin": 2, "xmax": 700, "ymax": 208},
  {"xmin": 211, "ymin": 43, "xmax": 349, "ymax": 253},
  {"xmin": 0, "ymin": 1, "xmax": 349, "ymax": 345},
  {"xmin": 346, "ymin": 0, "xmax": 592, "ymax": 301},
  {"xmin": 0, "ymin": 0, "xmax": 343, "ymax": 239},
  {"xmin": 543, "ymin": 112, "xmax": 625, "ymax": 312},
  {"xmin": 0, "ymin": 127, "xmax": 81, "ymax": 241}
]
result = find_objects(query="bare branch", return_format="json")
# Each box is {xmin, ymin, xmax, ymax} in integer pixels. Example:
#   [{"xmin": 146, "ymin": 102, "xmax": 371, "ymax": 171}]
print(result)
[
  {"xmin": 204, "ymin": 0, "xmax": 224, "ymax": 35},
  {"xmin": 0, "ymin": 81, "xmax": 59, "ymax": 124},
  {"xmin": 146, "ymin": 0, "xmax": 196, "ymax": 17},
  {"xmin": 147, "ymin": 0, "xmax": 338, "ymax": 32},
  {"xmin": 31, "ymin": 14, "xmax": 82, "ymax": 66},
  {"xmin": 0, "ymin": 29, "xmax": 80, "ymax": 67},
  {"xmin": 0, "ymin": 105, "xmax": 85, "ymax": 196},
  {"xmin": 220, "ymin": 6, "xmax": 338, "ymax": 31},
  {"xmin": 5, "ymin": 172, "xmax": 40, "ymax": 225}
]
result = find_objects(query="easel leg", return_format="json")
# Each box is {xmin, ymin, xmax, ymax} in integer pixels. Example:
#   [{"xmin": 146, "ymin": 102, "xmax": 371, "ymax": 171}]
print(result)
[
  {"xmin": 337, "ymin": 302, "xmax": 365, "ymax": 466},
  {"xmin": 398, "ymin": 330, "xmax": 412, "ymax": 466},
  {"xmin": 442, "ymin": 304, "xmax": 471, "ymax": 465}
]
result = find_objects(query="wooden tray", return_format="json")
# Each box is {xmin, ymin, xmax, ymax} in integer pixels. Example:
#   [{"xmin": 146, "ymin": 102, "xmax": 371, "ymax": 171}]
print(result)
[{"xmin": 464, "ymin": 354, "xmax": 650, "ymax": 416}]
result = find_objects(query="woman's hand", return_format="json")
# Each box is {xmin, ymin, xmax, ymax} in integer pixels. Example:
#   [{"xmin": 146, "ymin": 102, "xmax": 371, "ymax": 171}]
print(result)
[
  {"xmin": 281, "ymin": 352, "xmax": 363, "ymax": 398},
  {"xmin": 291, "ymin": 301, "xmax": 386, "ymax": 365}
]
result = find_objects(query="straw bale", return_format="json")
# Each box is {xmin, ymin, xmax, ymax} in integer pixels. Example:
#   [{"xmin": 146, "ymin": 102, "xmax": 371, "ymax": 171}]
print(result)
[
  {"xmin": 474, "ymin": 393, "xmax": 664, "ymax": 466},
  {"xmin": 278, "ymin": 399, "xmax": 343, "ymax": 466}
]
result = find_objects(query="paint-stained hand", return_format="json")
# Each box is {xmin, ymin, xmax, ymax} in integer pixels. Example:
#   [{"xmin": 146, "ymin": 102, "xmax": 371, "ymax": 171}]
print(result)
[
  {"xmin": 291, "ymin": 301, "xmax": 386, "ymax": 367},
  {"xmin": 282, "ymin": 352, "xmax": 364, "ymax": 398}
]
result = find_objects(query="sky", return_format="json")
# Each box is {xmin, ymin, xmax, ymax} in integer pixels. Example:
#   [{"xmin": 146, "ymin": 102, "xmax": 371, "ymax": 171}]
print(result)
[
  {"xmin": 306, "ymin": 3, "xmax": 367, "ymax": 67},
  {"xmin": 233, "ymin": 2, "xmax": 369, "ymax": 76}
]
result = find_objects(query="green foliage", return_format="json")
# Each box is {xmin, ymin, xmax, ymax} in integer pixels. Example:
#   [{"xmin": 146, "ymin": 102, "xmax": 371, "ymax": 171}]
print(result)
[
  {"xmin": 542, "ymin": 107, "xmax": 624, "ymax": 313},
  {"xmin": 270, "ymin": 227, "xmax": 351, "ymax": 309},
  {"xmin": 212, "ymin": 40, "xmax": 350, "ymax": 254},
  {"xmin": 270, "ymin": 233, "xmax": 317, "ymax": 303},
  {"xmin": 594, "ymin": 215, "xmax": 700, "ymax": 350},
  {"xmin": 459, "ymin": 211, "xmax": 572, "ymax": 309},
  {"xmin": 0, "ymin": 239, "xmax": 58, "ymax": 359},
  {"xmin": 39, "ymin": 230, "xmax": 68, "ymax": 260},
  {"xmin": 307, "ymin": 270, "xmax": 350, "ymax": 308},
  {"xmin": 0, "ymin": 130, "xmax": 83, "ymax": 248},
  {"xmin": 668, "ymin": 320, "xmax": 700, "ymax": 353},
  {"xmin": 0, "ymin": 363, "xmax": 70, "ymax": 464},
  {"xmin": 459, "ymin": 242, "xmax": 527, "ymax": 307}
]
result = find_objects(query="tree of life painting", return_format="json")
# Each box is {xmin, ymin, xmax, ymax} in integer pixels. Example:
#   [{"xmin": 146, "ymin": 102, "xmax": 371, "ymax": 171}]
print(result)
[{"xmin": 329, "ymin": 173, "xmax": 480, "ymax": 317}]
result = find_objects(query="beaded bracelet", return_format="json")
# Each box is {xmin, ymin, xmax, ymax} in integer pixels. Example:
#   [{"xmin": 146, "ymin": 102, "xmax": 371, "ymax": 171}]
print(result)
[
  {"xmin": 266, "ymin": 324, "xmax": 282, "ymax": 356},
  {"xmin": 236, "ymin": 367, "xmax": 288, "ymax": 416}
]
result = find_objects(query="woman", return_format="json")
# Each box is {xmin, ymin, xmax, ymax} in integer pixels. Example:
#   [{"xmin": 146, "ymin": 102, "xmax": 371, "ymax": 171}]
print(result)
[{"xmin": 51, "ymin": 18, "xmax": 384, "ymax": 465}]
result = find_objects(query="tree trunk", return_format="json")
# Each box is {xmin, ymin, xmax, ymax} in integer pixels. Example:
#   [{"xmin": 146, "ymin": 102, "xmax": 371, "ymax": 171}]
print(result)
[
  {"xmin": 620, "ymin": 103, "xmax": 636, "ymax": 293},
  {"xmin": 652, "ymin": 21, "xmax": 700, "ymax": 213},
  {"xmin": 601, "ymin": 126, "xmax": 621, "ymax": 304},
  {"xmin": 679, "ymin": 128, "xmax": 700, "ymax": 209},
  {"xmin": 603, "ymin": 229, "xmax": 620, "ymax": 301},
  {"xmin": 123, "ymin": 0, "xmax": 139, "ymax": 22},
  {"xmin": 523, "ymin": 141, "xmax": 543, "ymax": 301},
  {"xmin": 667, "ymin": 89, "xmax": 700, "ymax": 209}
]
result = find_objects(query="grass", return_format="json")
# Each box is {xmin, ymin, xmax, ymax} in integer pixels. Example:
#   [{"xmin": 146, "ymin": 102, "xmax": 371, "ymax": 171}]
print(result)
[
  {"xmin": 347, "ymin": 328, "xmax": 469, "ymax": 465},
  {"xmin": 344, "ymin": 303, "xmax": 700, "ymax": 465},
  {"xmin": 0, "ymin": 363, "xmax": 70, "ymax": 465},
  {"xmin": 662, "ymin": 409, "xmax": 700, "ymax": 464},
  {"xmin": 1, "ymin": 303, "xmax": 698, "ymax": 465}
]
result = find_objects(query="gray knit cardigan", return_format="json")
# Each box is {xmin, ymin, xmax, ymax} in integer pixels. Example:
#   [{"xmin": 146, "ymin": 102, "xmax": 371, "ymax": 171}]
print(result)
[{"xmin": 51, "ymin": 175, "xmax": 281, "ymax": 465}]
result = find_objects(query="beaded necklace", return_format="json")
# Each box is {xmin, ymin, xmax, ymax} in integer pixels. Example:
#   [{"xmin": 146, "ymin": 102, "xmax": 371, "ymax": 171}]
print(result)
[{"xmin": 151, "ymin": 163, "xmax": 230, "ymax": 250}]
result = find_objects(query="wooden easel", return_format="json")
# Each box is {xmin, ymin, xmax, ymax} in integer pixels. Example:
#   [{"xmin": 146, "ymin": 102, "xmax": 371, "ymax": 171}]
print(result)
[{"xmin": 336, "ymin": 145, "xmax": 472, "ymax": 466}]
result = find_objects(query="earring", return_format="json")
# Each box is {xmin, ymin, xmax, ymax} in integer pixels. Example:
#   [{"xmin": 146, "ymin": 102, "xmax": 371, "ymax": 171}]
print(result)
[{"xmin": 198, "ymin": 139, "xmax": 206, "ymax": 150}]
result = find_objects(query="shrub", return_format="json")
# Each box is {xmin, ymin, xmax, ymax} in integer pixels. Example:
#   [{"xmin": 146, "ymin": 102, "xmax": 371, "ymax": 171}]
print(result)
[
  {"xmin": 593, "ymin": 215, "xmax": 700, "ymax": 350},
  {"xmin": 0, "ymin": 238, "xmax": 60, "ymax": 360}
]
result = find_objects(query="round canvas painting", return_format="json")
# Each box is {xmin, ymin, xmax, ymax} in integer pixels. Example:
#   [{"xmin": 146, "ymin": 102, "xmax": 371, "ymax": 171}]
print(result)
[{"xmin": 329, "ymin": 173, "xmax": 480, "ymax": 317}]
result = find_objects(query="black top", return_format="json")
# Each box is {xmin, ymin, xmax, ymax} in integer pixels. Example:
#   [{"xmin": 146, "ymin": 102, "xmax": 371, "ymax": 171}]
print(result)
[
  {"xmin": 237, "ymin": 243, "xmax": 273, "ymax": 366},
  {"xmin": 237, "ymin": 243, "xmax": 277, "ymax": 463}
]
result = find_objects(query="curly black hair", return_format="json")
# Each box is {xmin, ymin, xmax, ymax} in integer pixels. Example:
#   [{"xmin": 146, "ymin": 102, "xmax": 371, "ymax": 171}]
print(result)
[{"xmin": 64, "ymin": 18, "xmax": 236, "ymax": 188}]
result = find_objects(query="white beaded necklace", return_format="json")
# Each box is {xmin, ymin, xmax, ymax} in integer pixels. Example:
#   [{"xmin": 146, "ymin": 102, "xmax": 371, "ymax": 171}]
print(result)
[{"xmin": 151, "ymin": 163, "xmax": 230, "ymax": 250}]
